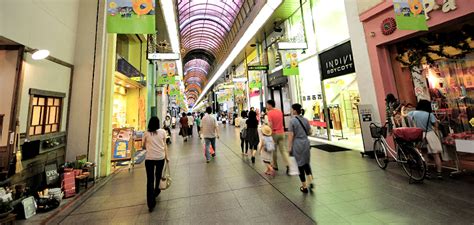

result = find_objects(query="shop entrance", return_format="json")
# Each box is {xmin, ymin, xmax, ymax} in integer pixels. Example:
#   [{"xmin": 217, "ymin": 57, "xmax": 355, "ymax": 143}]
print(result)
[
  {"xmin": 270, "ymin": 85, "xmax": 292, "ymax": 130},
  {"xmin": 322, "ymin": 73, "xmax": 363, "ymax": 150}
]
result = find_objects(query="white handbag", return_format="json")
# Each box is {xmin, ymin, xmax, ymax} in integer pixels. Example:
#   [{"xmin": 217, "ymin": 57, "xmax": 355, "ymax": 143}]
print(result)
[
  {"xmin": 288, "ymin": 156, "xmax": 300, "ymax": 176},
  {"xmin": 159, "ymin": 162, "xmax": 172, "ymax": 190}
]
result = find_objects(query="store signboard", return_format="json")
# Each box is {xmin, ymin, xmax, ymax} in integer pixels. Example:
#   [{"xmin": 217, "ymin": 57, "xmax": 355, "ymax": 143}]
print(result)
[
  {"xmin": 393, "ymin": 0, "xmax": 428, "ymax": 30},
  {"xmin": 267, "ymin": 69, "xmax": 288, "ymax": 87},
  {"xmin": 319, "ymin": 41, "xmax": 356, "ymax": 80},
  {"xmin": 148, "ymin": 53, "xmax": 180, "ymax": 60},
  {"xmin": 106, "ymin": 0, "xmax": 156, "ymax": 34},
  {"xmin": 247, "ymin": 65, "xmax": 269, "ymax": 71}
]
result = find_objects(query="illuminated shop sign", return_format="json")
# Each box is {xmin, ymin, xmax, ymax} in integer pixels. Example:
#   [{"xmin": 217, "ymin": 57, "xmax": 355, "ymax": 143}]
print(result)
[{"xmin": 319, "ymin": 41, "xmax": 356, "ymax": 80}]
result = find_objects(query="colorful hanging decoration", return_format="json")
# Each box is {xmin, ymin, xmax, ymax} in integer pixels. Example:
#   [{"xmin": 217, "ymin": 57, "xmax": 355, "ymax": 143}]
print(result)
[{"xmin": 107, "ymin": 0, "xmax": 156, "ymax": 34}]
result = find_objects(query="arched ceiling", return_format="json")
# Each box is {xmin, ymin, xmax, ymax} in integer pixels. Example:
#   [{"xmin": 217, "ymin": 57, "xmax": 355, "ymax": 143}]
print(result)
[{"xmin": 178, "ymin": 0, "xmax": 244, "ymax": 107}]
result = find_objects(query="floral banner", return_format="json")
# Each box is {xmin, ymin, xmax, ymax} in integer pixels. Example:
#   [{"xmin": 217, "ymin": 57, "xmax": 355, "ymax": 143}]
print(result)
[
  {"xmin": 393, "ymin": 0, "xmax": 428, "ymax": 31},
  {"xmin": 281, "ymin": 50, "xmax": 299, "ymax": 76},
  {"xmin": 107, "ymin": 0, "xmax": 156, "ymax": 34}
]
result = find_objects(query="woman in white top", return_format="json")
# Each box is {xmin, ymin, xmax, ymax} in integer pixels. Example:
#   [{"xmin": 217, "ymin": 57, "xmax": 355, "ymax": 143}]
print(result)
[
  {"xmin": 142, "ymin": 116, "xmax": 169, "ymax": 212},
  {"xmin": 239, "ymin": 111, "xmax": 249, "ymax": 155}
]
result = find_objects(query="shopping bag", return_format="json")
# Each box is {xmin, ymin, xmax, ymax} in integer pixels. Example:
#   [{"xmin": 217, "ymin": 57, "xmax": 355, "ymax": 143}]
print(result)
[
  {"xmin": 288, "ymin": 156, "xmax": 299, "ymax": 176},
  {"xmin": 203, "ymin": 145, "xmax": 215, "ymax": 156},
  {"xmin": 159, "ymin": 162, "xmax": 172, "ymax": 190}
]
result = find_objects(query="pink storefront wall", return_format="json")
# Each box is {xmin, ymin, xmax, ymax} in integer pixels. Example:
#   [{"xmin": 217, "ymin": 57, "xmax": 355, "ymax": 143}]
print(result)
[{"xmin": 360, "ymin": 0, "xmax": 474, "ymax": 123}]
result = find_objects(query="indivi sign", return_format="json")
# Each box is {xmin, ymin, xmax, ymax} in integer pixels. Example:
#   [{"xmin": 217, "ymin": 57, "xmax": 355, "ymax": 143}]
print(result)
[
  {"xmin": 319, "ymin": 41, "xmax": 356, "ymax": 80},
  {"xmin": 424, "ymin": 0, "xmax": 457, "ymax": 20}
]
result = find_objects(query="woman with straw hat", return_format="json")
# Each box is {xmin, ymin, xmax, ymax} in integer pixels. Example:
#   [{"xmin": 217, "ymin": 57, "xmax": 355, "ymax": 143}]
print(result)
[{"xmin": 260, "ymin": 125, "xmax": 275, "ymax": 176}]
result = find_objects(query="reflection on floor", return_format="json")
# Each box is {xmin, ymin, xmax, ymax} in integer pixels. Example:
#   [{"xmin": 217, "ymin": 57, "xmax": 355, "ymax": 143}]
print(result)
[{"xmin": 35, "ymin": 125, "xmax": 474, "ymax": 225}]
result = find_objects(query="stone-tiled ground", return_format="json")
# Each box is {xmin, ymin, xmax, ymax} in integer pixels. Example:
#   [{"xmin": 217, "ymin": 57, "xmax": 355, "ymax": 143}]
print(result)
[{"xmin": 50, "ymin": 125, "xmax": 474, "ymax": 225}]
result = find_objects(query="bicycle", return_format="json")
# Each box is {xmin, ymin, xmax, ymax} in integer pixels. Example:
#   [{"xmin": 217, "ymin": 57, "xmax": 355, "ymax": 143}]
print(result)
[{"xmin": 370, "ymin": 123, "xmax": 427, "ymax": 182}]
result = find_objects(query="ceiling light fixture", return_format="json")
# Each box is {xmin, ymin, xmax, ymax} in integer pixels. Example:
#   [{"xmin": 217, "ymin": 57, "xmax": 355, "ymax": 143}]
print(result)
[
  {"xmin": 192, "ymin": 0, "xmax": 283, "ymax": 110},
  {"xmin": 31, "ymin": 49, "xmax": 50, "ymax": 60}
]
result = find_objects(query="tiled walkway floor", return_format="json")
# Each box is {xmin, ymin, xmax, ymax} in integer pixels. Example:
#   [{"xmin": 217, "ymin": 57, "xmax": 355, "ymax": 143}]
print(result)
[{"xmin": 55, "ymin": 125, "xmax": 474, "ymax": 225}]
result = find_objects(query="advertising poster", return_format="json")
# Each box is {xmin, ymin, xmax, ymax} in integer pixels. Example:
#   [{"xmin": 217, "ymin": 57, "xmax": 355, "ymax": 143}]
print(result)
[
  {"xmin": 393, "ymin": 0, "xmax": 428, "ymax": 30},
  {"xmin": 281, "ymin": 51, "xmax": 299, "ymax": 76},
  {"xmin": 107, "ymin": 0, "xmax": 156, "ymax": 34}
]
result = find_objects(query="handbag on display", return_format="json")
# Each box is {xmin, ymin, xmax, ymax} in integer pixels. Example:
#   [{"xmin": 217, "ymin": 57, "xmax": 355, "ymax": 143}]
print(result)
[{"xmin": 159, "ymin": 162, "xmax": 172, "ymax": 190}]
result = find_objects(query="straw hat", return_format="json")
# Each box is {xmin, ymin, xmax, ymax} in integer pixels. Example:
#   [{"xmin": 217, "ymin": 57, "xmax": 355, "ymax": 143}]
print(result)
[{"xmin": 262, "ymin": 125, "xmax": 272, "ymax": 136}]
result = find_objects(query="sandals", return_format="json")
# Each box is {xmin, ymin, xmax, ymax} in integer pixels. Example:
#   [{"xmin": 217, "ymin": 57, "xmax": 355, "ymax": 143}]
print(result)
[{"xmin": 300, "ymin": 186, "xmax": 309, "ymax": 193}]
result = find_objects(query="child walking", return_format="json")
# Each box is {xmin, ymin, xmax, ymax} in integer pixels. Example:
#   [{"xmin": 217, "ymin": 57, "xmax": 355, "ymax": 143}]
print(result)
[{"xmin": 260, "ymin": 125, "xmax": 275, "ymax": 176}]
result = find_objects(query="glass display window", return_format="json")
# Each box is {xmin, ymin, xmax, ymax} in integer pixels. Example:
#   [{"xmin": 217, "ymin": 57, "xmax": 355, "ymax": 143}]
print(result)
[
  {"xmin": 322, "ymin": 73, "xmax": 363, "ymax": 150},
  {"xmin": 421, "ymin": 54, "xmax": 474, "ymax": 142}
]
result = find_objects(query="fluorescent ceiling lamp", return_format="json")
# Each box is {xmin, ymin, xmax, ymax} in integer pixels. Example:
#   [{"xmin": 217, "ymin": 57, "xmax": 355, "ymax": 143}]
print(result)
[
  {"xmin": 193, "ymin": 0, "xmax": 283, "ymax": 109},
  {"xmin": 148, "ymin": 53, "xmax": 180, "ymax": 60},
  {"xmin": 232, "ymin": 77, "xmax": 247, "ymax": 82},
  {"xmin": 277, "ymin": 42, "xmax": 308, "ymax": 50},
  {"xmin": 31, "ymin": 49, "xmax": 50, "ymax": 60}
]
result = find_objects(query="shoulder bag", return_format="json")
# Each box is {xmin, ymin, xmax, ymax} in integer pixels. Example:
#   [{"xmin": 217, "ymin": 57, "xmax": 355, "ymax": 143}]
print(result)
[
  {"xmin": 295, "ymin": 116, "xmax": 309, "ymax": 136},
  {"xmin": 159, "ymin": 161, "xmax": 172, "ymax": 190}
]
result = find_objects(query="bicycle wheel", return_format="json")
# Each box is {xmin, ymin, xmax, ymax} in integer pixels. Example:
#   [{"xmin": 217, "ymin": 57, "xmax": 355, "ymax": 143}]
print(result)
[
  {"xmin": 398, "ymin": 146, "xmax": 426, "ymax": 181},
  {"xmin": 373, "ymin": 139, "xmax": 388, "ymax": 169}
]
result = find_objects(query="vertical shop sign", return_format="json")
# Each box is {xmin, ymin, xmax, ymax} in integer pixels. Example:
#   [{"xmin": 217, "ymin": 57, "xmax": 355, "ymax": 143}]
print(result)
[
  {"xmin": 393, "ymin": 0, "xmax": 428, "ymax": 31},
  {"xmin": 107, "ymin": 0, "xmax": 156, "ymax": 34},
  {"xmin": 281, "ymin": 51, "xmax": 299, "ymax": 76}
]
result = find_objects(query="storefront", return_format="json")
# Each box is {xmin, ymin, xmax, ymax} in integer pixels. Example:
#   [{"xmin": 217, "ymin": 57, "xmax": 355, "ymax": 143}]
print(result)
[
  {"xmin": 319, "ymin": 41, "xmax": 363, "ymax": 150},
  {"xmin": 361, "ymin": 0, "xmax": 474, "ymax": 167}
]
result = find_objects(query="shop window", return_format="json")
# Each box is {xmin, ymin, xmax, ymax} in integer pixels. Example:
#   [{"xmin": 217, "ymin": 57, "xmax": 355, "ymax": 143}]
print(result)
[
  {"xmin": 116, "ymin": 34, "xmax": 129, "ymax": 60},
  {"xmin": 28, "ymin": 90, "xmax": 64, "ymax": 136}
]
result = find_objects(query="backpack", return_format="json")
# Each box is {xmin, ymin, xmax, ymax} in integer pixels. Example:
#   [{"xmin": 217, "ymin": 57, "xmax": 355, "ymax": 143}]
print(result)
[{"xmin": 264, "ymin": 136, "xmax": 275, "ymax": 152}]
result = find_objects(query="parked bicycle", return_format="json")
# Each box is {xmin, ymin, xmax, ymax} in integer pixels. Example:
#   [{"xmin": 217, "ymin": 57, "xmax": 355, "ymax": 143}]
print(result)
[{"xmin": 370, "ymin": 123, "xmax": 427, "ymax": 182}]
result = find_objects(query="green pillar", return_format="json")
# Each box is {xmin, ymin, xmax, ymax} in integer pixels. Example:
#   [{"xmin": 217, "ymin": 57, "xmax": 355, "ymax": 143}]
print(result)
[{"xmin": 147, "ymin": 61, "xmax": 156, "ymax": 119}]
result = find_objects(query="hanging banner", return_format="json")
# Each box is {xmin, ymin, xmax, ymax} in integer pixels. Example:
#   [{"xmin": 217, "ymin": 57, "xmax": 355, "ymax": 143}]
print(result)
[
  {"xmin": 157, "ymin": 76, "xmax": 176, "ymax": 85},
  {"xmin": 107, "ymin": 0, "xmax": 156, "ymax": 34},
  {"xmin": 161, "ymin": 61, "xmax": 177, "ymax": 76},
  {"xmin": 393, "ymin": 0, "xmax": 428, "ymax": 31},
  {"xmin": 281, "ymin": 51, "xmax": 299, "ymax": 76},
  {"xmin": 249, "ymin": 80, "xmax": 262, "ymax": 89}
]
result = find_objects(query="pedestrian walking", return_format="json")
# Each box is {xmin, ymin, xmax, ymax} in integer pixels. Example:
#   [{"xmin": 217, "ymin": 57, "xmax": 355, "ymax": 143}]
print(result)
[
  {"xmin": 288, "ymin": 104, "xmax": 313, "ymax": 193},
  {"xmin": 142, "ymin": 116, "xmax": 169, "ymax": 212},
  {"xmin": 239, "ymin": 111, "xmax": 249, "ymax": 155},
  {"xmin": 260, "ymin": 125, "xmax": 275, "ymax": 176},
  {"xmin": 266, "ymin": 99, "xmax": 289, "ymax": 174},
  {"xmin": 179, "ymin": 112, "xmax": 189, "ymax": 142},
  {"xmin": 163, "ymin": 115, "xmax": 172, "ymax": 144},
  {"xmin": 200, "ymin": 107, "xmax": 219, "ymax": 163},
  {"xmin": 246, "ymin": 110, "xmax": 260, "ymax": 163},
  {"xmin": 195, "ymin": 113, "xmax": 202, "ymax": 137},
  {"xmin": 187, "ymin": 112, "xmax": 194, "ymax": 137}
]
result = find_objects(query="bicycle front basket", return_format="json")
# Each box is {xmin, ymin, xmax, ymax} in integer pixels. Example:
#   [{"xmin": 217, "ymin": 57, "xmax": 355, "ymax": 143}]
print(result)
[
  {"xmin": 392, "ymin": 127, "xmax": 423, "ymax": 142},
  {"xmin": 369, "ymin": 124, "xmax": 387, "ymax": 138}
]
